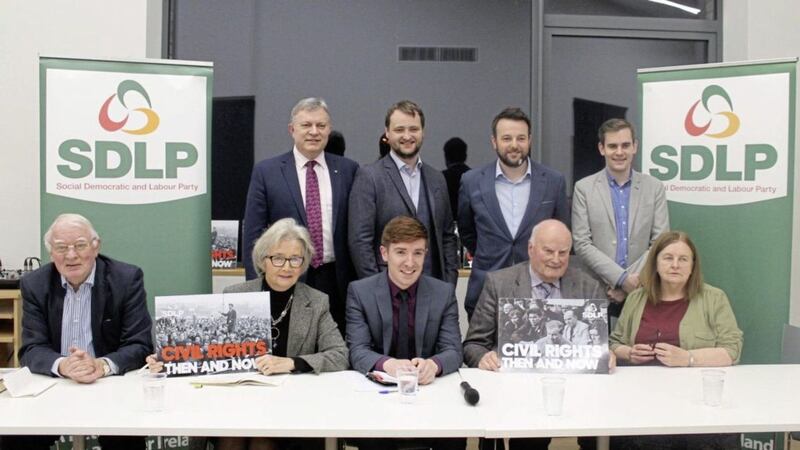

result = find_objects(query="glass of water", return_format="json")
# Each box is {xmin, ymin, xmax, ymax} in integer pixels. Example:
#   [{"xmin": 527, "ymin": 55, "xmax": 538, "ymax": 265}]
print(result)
[
  {"xmin": 396, "ymin": 367, "xmax": 419, "ymax": 404},
  {"xmin": 142, "ymin": 372, "xmax": 167, "ymax": 412}
]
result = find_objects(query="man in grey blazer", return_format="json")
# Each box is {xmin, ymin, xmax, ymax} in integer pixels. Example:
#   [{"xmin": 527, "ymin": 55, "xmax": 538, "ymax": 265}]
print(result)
[
  {"xmin": 347, "ymin": 216, "xmax": 464, "ymax": 450},
  {"xmin": 572, "ymin": 119, "xmax": 669, "ymax": 317},
  {"xmin": 463, "ymin": 219, "xmax": 604, "ymax": 450},
  {"xmin": 458, "ymin": 107, "xmax": 569, "ymax": 318},
  {"xmin": 348, "ymin": 100, "xmax": 458, "ymax": 285}
]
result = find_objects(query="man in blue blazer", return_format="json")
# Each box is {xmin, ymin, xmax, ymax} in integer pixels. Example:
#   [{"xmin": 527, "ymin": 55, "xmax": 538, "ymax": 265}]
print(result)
[
  {"xmin": 8, "ymin": 213, "xmax": 152, "ymax": 450},
  {"xmin": 346, "ymin": 215, "xmax": 464, "ymax": 450},
  {"xmin": 242, "ymin": 98, "xmax": 359, "ymax": 331},
  {"xmin": 458, "ymin": 107, "xmax": 569, "ymax": 318},
  {"xmin": 348, "ymin": 100, "xmax": 458, "ymax": 285}
]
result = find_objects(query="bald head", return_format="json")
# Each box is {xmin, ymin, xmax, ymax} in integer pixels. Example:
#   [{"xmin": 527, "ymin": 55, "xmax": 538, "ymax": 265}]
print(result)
[
  {"xmin": 529, "ymin": 219, "xmax": 571, "ymax": 246},
  {"xmin": 528, "ymin": 219, "xmax": 571, "ymax": 283}
]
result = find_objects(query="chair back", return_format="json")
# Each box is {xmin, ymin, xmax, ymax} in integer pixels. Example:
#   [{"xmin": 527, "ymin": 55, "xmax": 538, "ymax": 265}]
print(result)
[{"xmin": 781, "ymin": 323, "xmax": 800, "ymax": 364}]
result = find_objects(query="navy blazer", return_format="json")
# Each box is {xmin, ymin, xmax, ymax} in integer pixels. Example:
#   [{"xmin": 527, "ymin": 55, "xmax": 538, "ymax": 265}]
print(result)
[
  {"xmin": 19, "ymin": 254, "xmax": 153, "ymax": 376},
  {"xmin": 457, "ymin": 160, "xmax": 569, "ymax": 313},
  {"xmin": 347, "ymin": 155, "xmax": 458, "ymax": 285},
  {"xmin": 242, "ymin": 150, "xmax": 359, "ymax": 286},
  {"xmin": 345, "ymin": 271, "xmax": 463, "ymax": 375}
]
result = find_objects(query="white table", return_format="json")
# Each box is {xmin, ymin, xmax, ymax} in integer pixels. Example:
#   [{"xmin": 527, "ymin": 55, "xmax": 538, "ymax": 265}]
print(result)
[{"xmin": 2, "ymin": 365, "xmax": 799, "ymax": 449}]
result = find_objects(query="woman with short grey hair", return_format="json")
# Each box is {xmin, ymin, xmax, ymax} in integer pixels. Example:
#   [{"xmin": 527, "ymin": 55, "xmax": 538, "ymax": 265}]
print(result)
[
  {"xmin": 250, "ymin": 217, "xmax": 314, "ymax": 276},
  {"xmin": 219, "ymin": 218, "xmax": 346, "ymax": 450},
  {"xmin": 147, "ymin": 218, "xmax": 346, "ymax": 450}
]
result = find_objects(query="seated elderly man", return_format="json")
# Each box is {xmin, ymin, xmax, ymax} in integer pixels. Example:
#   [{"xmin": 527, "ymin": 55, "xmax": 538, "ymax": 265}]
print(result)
[
  {"xmin": 463, "ymin": 219, "xmax": 605, "ymax": 450},
  {"xmin": 5, "ymin": 213, "xmax": 152, "ymax": 450}
]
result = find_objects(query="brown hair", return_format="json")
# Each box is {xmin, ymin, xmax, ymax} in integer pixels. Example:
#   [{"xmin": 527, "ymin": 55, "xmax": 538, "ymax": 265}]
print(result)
[
  {"xmin": 381, "ymin": 216, "xmax": 428, "ymax": 247},
  {"xmin": 641, "ymin": 231, "xmax": 703, "ymax": 304},
  {"xmin": 597, "ymin": 118, "xmax": 637, "ymax": 144},
  {"xmin": 385, "ymin": 100, "xmax": 425, "ymax": 128}
]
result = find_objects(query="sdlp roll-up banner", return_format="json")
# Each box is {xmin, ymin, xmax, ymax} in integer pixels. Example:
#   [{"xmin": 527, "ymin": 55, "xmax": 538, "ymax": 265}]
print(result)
[
  {"xmin": 40, "ymin": 56, "xmax": 214, "ymax": 311},
  {"xmin": 639, "ymin": 59, "xmax": 797, "ymax": 364},
  {"xmin": 640, "ymin": 58, "xmax": 797, "ymax": 450}
]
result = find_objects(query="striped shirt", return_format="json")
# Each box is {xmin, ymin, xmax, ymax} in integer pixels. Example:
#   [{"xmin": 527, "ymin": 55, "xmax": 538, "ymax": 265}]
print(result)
[
  {"xmin": 51, "ymin": 264, "xmax": 119, "ymax": 376},
  {"xmin": 60, "ymin": 264, "xmax": 97, "ymax": 358}
]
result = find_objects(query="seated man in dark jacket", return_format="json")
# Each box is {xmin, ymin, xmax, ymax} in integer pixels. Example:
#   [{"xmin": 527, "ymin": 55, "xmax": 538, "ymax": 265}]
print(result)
[{"xmin": 5, "ymin": 213, "xmax": 152, "ymax": 450}]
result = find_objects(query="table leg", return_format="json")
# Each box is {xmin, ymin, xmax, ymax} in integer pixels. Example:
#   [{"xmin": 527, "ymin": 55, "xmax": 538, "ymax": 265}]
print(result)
[
  {"xmin": 597, "ymin": 436, "xmax": 609, "ymax": 450},
  {"xmin": 325, "ymin": 437, "xmax": 336, "ymax": 450},
  {"xmin": 72, "ymin": 435, "xmax": 85, "ymax": 450}
]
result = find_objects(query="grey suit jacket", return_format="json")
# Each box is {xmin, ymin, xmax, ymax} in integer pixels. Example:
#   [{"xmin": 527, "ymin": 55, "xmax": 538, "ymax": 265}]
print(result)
[
  {"xmin": 462, "ymin": 260, "xmax": 604, "ymax": 367},
  {"xmin": 457, "ymin": 159, "xmax": 569, "ymax": 313},
  {"xmin": 348, "ymin": 156, "xmax": 458, "ymax": 284},
  {"xmin": 223, "ymin": 280, "xmax": 348, "ymax": 374},
  {"xmin": 572, "ymin": 169, "xmax": 669, "ymax": 288},
  {"xmin": 346, "ymin": 271, "xmax": 463, "ymax": 375}
]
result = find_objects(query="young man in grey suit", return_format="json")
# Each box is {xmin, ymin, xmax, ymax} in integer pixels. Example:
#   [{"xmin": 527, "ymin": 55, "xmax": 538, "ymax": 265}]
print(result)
[
  {"xmin": 572, "ymin": 118, "xmax": 669, "ymax": 317},
  {"xmin": 458, "ymin": 107, "xmax": 569, "ymax": 319},
  {"xmin": 463, "ymin": 219, "xmax": 605, "ymax": 450},
  {"xmin": 348, "ymin": 100, "xmax": 458, "ymax": 285},
  {"xmin": 346, "ymin": 216, "xmax": 464, "ymax": 450}
]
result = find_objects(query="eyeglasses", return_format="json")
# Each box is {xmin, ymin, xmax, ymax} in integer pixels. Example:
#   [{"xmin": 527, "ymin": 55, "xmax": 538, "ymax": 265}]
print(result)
[
  {"xmin": 650, "ymin": 329, "xmax": 662, "ymax": 350},
  {"xmin": 266, "ymin": 255, "xmax": 304, "ymax": 268},
  {"xmin": 51, "ymin": 240, "xmax": 95, "ymax": 255}
]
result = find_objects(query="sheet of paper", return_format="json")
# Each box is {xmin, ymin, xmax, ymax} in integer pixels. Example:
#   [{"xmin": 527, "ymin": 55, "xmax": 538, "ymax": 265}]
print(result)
[
  {"xmin": 188, "ymin": 373, "xmax": 288, "ymax": 387},
  {"xmin": 3, "ymin": 367, "xmax": 57, "ymax": 397}
]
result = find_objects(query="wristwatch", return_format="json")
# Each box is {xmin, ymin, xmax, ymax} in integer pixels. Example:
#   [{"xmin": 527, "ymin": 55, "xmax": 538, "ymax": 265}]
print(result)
[{"xmin": 101, "ymin": 359, "xmax": 112, "ymax": 377}]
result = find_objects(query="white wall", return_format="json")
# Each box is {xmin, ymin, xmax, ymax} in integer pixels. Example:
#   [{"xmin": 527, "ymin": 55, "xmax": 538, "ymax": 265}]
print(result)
[
  {"xmin": 0, "ymin": 0, "xmax": 162, "ymax": 268},
  {"xmin": 723, "ymin": 0, "xmax": 800, "ymax": 326}
]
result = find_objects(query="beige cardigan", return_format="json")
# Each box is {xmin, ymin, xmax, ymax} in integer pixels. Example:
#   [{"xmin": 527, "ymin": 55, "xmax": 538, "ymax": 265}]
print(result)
[{"xmin": 610, "ymin": 283, "xmax": 743, "ymax": 363}]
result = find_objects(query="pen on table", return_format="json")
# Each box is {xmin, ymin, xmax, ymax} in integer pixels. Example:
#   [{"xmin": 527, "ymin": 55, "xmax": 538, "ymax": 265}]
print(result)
[{"xmin": 378, "ymin": 389, "xmax": 397, "ymax": 394}]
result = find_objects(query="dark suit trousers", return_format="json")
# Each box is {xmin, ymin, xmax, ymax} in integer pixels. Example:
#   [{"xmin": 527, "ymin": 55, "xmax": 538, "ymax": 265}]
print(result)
[
  {"xmin": 2, "ymin": 435, "xmax": 145, "ymax": 450},
  {"xmin": 304, "ymin": 262, "xmax": 346, "ymax": 333}
]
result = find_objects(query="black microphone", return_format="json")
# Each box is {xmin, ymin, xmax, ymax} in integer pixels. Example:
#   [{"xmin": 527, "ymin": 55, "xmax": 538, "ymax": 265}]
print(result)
[{"xmin": 460, "ymin": 381, "xmax": 480, "ymax": 406}]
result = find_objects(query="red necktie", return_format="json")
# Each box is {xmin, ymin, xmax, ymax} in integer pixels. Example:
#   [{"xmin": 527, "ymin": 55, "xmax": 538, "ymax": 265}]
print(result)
[{"xmin": 305, "ymin": 160, "xmax": 323, "ymax": 268}]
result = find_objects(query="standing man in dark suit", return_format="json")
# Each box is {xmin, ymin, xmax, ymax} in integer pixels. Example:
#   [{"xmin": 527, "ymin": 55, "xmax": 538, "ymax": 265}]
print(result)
[
  {"xmin": 348, "ymin": 100, "xmax": 458, "ymax": 285},
  {"xmin": 346, "ymin": 216, "xmax": 464, "ymax": 450},
  {"xmin": 463, "ymin": 219, "xmax": 605, "ymax": 450},
  {"xmin": 6, "ymin": 213, "xmax": 152, "ymax": 450},
  {"xmin": 458, "ymin": 107, "xmax": 569, "ymax": 318},
  {"xmin": 242, "ymin": 97, "xmax": 359, "ymax": 331}
]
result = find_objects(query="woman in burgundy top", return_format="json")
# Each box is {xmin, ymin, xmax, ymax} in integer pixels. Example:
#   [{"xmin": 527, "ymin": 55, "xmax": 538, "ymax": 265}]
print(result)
[{"xmin": 609, "ymin": 231, "xmax": 743, "ymax": 450}]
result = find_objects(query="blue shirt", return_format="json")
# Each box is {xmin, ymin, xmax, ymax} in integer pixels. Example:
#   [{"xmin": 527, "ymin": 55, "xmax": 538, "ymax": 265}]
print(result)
[
  {"xmin": 495, "ymin": 159, "xmax": 532, "ymax": 238},
  {"xmin": 606, "ymin": 169, "xmax": 632, "ymax": 287},
  {"xmin": 390, "ymin": 151, "xmax": 422, "ymax": 210},
  {"xmin": 529, "ymin": 265, "xmax": 562, "ymax": 299}
]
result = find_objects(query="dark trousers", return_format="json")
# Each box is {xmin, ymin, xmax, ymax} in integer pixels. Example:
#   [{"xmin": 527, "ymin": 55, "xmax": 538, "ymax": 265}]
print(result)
[
  {"xmin": 304, "ymin": 262, "xmax": 345, "ymax": 332},
  {"xmin": 480, "ymin": 437, "xmax": 551, "ymax": 450},
  {"xmin": 611, "ymin": 433, "xmax": 740, "ymax": 450},
  {"xmin": 352, "ymin": 437, "xmax": 466, "ymax": 450},
  {"xmin": 577, "ymin": 436, "xmax": 596, "ymax": 449},
  {"xmin": 2, "ymin": 435, "xmax": 145, "ymax": 450}
]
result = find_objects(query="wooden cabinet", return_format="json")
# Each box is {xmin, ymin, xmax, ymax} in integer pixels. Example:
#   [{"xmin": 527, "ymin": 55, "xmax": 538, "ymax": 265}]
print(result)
[{"xmin": 0, "ymin": 289, "xmax": 21, "ymax": 367}]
